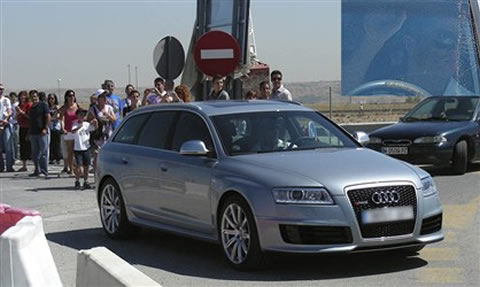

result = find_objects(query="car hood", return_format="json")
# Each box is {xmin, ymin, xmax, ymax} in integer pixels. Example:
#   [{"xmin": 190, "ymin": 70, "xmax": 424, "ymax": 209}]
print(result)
[
  {"xmin": 370, "ymin": 121, "xmax": 470, "ymax": 139},
  {"xmin": 233, "ymin": 148, "xmax": 422, "ymax": 195}
]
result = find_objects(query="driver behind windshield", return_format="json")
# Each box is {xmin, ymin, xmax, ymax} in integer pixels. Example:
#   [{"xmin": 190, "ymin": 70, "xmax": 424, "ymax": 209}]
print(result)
[{"xmin": 342, "ymin": 0, "xmax": 475, "ymax": 96}]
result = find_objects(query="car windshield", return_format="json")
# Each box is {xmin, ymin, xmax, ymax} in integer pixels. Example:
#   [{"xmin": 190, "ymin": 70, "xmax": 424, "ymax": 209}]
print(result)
[
  {"xmin": 401, "ymin": 97, "xmax": 479, "ymax": 122},
  {"xmin": 212, "ymin": 111, "xmax": 358, "ymax": 156},
  {"xmin": 342, "ymin": 0, "xmax": 480, "ymax": 97}
]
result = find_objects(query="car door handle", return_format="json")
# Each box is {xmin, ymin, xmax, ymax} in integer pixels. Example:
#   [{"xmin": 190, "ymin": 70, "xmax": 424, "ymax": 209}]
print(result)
[
  {"xmin": 160, "ymin": 164, "xmax": 168, "ymax": 172},
  {"xmin": 121, "ymin": 158, "xmax": 128, "ymax": 164}
]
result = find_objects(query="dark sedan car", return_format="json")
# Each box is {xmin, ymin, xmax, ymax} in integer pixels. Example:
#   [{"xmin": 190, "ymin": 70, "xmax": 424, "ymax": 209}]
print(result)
[{"xmin": 367, "ymin": 96, "xmax": 480, "ymax": 174}]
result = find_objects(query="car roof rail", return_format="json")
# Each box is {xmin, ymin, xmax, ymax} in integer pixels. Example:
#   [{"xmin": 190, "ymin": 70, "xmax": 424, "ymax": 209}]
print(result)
[{"xmin": 272, "ymin": 99, "xmax": 303, "ymax": 106}]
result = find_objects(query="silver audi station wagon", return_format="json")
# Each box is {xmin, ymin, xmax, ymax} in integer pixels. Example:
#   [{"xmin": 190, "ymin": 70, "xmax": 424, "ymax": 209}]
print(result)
[{"xmin": 96, "ymin": 101, "xmax": 443, "ymax": 269}]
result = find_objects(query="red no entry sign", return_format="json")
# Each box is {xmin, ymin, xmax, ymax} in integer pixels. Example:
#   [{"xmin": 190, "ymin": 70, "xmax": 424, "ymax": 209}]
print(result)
[{"xmin": 193, "ymin": 31, "xmax": 241, "ymax": 77}]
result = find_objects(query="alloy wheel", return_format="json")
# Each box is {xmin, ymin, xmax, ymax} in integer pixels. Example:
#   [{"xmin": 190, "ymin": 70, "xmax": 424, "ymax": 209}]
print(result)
[
  {"xmin": 221, "ymin": 203, "xmax": 251, "ymax": 264},
  {"xmin": 100, "ymin": 184, "xmax": 121, "ymax": 234}
]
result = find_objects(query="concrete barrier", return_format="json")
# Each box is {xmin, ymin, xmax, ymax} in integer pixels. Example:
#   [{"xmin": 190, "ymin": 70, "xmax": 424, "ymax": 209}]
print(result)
[
  {"xmin": 0, "ymin": 205, "xmax": 62, "ymax": 287},
  {"xmin": 76, "ymin": 247, "xmax": 162, "ymax": 287}
]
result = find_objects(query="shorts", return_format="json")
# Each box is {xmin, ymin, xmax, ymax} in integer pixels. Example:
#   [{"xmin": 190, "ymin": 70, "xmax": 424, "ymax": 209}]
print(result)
[
  {"xmin": 74, "ymin": 149, "xmax": 91, "ymax": 166},
  {"xmin": 62, "ymin": 132, "xmax": 74, "ymax": 141}
]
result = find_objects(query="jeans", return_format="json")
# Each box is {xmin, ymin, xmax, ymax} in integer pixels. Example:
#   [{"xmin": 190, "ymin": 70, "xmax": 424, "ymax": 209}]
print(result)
[
  {"xmin": 12, "ymin": 124, "xmax": 19, "ymax": 160},
  {"xmin": 30, "ymin": 134, "xmax": 49, "ymax": 175},
  {"xmin": 0, "ymin": 123, "xmax": 14, "ymax": 171}
]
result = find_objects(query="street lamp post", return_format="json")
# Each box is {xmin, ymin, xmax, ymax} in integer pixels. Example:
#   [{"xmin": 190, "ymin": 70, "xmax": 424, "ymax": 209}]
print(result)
[{"xmin": 57, "ymin": 79, "xmax": 61, "ymax": 96}]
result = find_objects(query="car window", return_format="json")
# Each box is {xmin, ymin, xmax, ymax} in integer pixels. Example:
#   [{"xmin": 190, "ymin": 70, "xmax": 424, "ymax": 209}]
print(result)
[
  {"xmin": 293, "ymin": 116, "xmax": 345, "ymax": 147},
  {"xmin": 171, "ymin": 112, "xmax": 214, "ymax": 152},
  {"xmin": 213, "ymin": 111, "xmax": 358, "ymax": 156},
  {"xmin": 137, "ymin": 111, "xmax": 177, "ymax": 149},
  {"xmin": 112, "ymin": 113, "xmax": 150, "ymax": 144},
  {"xmin": 404, "ymin": 97, "xmax": 479, "ymax": 121}
]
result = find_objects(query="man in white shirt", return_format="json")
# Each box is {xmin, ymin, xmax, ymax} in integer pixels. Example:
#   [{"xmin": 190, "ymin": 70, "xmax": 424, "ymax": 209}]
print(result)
[
  {"xmin": 0, "ymin": 83, "xmax": 14, "ymax": 172},
  {"xmin": 270, "ymin": 70, "xmax": 292, "ymax": 101}
]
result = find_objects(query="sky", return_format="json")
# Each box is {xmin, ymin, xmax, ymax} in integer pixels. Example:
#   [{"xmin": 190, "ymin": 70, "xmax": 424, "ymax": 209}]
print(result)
[{"xmin": 0, "ymin": 0, "xmax": 341, "ymax": 90}]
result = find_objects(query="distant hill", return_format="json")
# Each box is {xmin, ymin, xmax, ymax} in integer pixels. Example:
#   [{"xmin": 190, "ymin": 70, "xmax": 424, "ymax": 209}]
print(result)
[{"xmin": 22, "ymin": 80, "xmax": 409, "ymax": 106}]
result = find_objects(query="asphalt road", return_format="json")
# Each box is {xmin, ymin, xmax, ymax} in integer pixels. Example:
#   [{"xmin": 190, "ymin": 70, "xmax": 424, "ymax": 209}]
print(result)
[{"xmin": 1, "ymin": 161, "xmax": 479, "ymax": 287}]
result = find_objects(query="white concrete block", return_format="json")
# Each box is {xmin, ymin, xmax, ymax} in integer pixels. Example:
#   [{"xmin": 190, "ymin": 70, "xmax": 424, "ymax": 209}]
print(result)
[
  {"xmin": 0, "ymin": 215, "xmax": 63, "ymax": 287},
  {"xmin": 76, "ymin": 247, "xmax": 161, "ymax": 287}
]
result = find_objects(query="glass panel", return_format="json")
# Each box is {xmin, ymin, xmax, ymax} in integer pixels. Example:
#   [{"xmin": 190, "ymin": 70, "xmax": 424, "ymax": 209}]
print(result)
[
  {"xmin": 112, "ymin": 113, "xmax": 149, "ymax": 144},
  {"xmin": 342, "ymin": 0, "xmax": 480, "ymax": 97},
  {"xmin": 212, "ymin": 111, "xmax": 357, "ymax": 156},
  {"xmin": 403, "ymin": 96, "xmax": 479, "ymax": 121},
  {"xmin": 137, "ymin": 112, "xmax": 177, "ymax": 150},
  {"xmin": 208, "ymin": 0, "xmax": 234, "ymax": 31},
  {"xmin": 172, "ymin": 112, "xmax": 214, "ymax": 152}
]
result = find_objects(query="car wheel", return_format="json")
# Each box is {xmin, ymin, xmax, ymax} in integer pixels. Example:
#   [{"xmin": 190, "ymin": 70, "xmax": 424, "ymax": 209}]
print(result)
[
  {"xmin": 452, "ymin": 140, "xmax": 468, "ymax": 175},
  {"xmin": 219, "ymin": 195, "xmax": 266, "ymax": 270},
  {"xmin": 99, "ymin": 178, "xmax": 134, "ymax": 239}
]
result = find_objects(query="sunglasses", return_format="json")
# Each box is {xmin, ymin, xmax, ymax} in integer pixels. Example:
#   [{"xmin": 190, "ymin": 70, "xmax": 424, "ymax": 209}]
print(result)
[{"xmin": 271, "ymin": 77, "xmax": 282, "ymax": 81}]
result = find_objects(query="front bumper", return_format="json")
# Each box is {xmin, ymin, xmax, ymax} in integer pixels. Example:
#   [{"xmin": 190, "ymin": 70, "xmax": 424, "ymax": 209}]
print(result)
[
  {"xmin": 368, "ymin": 144, "xmax": 453, "ymax": 165},
  {"xmin": 255, "ymin": 189, "xmax": 443, "ymax": 253}
]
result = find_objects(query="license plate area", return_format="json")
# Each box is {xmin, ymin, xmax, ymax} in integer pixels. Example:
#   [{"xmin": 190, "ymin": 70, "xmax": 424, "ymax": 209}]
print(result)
[
  {"xmin": 381, "ymin": 146, "xmax": 408, "ymax": 155},
  {"xmin": 361, "ymin": 206, "xmax": 414, "ymax": 224}
]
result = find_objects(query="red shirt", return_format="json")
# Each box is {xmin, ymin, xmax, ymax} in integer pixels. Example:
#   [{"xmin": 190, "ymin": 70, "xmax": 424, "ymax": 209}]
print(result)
[{"xmin": 17, "ymin": 102, "xmax": 32, "ymax": 128}]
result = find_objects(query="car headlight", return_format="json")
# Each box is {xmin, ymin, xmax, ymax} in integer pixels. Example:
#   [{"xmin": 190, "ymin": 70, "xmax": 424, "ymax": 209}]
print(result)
[
  {"xmin": 421, "ymin": 176, "xmax": 437, "ymax": 197},
  {"xmin": 272, "ymin": 187, "xmax": 334, "ymax": 205},
  {"xmin": 414, "ymin": 136, "xmax": 447, "ymax": 144},
  {"xmin": 369, "ymin": 137, "xmax": 382, "ymax": 144}
]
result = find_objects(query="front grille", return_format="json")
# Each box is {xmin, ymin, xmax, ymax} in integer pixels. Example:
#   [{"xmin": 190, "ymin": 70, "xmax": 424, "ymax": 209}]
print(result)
[
  {"xmin": 347, "ymin": 185, "xmax": 417, "ymax": 238},
  {"xmin": 280, "ymin": 225, "xmax": 353, "ymax": 245},
  {"xmin": 382, "ymin": 139, "xmax": 412, "ymax": 146},
  {"xmin": 421, "ymin": 213, "xmax": 442, "ymax": 235}
]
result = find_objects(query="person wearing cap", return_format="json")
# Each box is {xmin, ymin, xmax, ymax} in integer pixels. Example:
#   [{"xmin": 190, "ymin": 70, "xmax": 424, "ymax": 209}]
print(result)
[
  {"xmin": 0, "ymin": 83, "xmax": 15, "ymax": 172},
  {"xmin": 87, "ymin": 89, "xmax": 116, "ymax": 173},
  {"xmin": 102, "ymin": 80, "xmax": 122, "ymax": 129}
]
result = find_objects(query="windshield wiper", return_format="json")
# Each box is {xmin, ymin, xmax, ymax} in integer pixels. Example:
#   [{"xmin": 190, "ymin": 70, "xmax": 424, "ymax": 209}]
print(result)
[
  {"xmin": 401, "ymin": 116, "xmax": 421, "ymax": 122},
  {"xmin": 421, "ymin": 116, "xmax": 449, "ymax": 121}
]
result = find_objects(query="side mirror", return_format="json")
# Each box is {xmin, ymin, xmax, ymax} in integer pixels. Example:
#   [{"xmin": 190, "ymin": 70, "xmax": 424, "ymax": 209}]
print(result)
[
  {"xmin": 180, "ymin": 140, "xmax": 210, "ymax": 156},
  {"xmin": 352, "ymin": 131, "xmax": 370, "ymax": 145}
]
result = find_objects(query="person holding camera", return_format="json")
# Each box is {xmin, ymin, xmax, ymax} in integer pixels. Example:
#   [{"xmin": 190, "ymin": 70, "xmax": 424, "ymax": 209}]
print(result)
[
  {"xmin": 87, "ymin": 89, "xmax": 116, "ymax": 173},
  {"xmin": 145, "ymin": 77, "xmax": 171, "ymax": 105}
]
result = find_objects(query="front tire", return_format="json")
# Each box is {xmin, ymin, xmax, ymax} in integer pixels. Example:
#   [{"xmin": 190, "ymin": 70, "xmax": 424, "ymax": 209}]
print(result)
[
  {"xmin": 99, "ymin": 178, "xmax": 134, "ymax": 239},
  {"xmin": 452, "ymin": 140, "xmax": 468, "ymax": 175},
  {"xmin": 218, "ymin": 195, "xmax": 266, "ymax": 270}
]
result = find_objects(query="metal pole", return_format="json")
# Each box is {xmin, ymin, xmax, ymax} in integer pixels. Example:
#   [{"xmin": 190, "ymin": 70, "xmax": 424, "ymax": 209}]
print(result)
[
  {"xmin": 128, "ymin": 64, "xmax": 131, "ymax": 84},
  {"xmin": 329, "ymin": 86, "xmax": 332, "ymax": 119},
  {"xmin": 135, "ymin": 66, "xmax": 138, "ymax": 89}
]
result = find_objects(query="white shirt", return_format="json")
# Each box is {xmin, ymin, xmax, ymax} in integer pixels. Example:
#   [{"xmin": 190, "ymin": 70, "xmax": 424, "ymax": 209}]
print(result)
[
  {"xmin": 72, "ymin": 121, "xmax": 95, "ymax": 151},
  {"xmin": 271, "ymin": 85, "xmax": 293, "ymax": 101},
  {"xmin": 0, "ymin": 96, "xmax": 12, "ymax": 122}
]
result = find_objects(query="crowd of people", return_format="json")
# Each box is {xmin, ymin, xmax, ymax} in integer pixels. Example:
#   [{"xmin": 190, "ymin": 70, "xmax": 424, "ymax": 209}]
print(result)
[{"xmin": 0, "ymin": 70, "xmax": 292, "ymax": 189}]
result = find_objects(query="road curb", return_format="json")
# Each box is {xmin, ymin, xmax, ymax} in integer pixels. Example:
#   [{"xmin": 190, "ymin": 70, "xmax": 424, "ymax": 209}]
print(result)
[{"xmin": 76, "ymin": 247, "xmax": 162, "ymax": 287}]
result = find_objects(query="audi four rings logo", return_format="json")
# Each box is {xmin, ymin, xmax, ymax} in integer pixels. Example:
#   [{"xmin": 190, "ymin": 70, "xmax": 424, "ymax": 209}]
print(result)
[{"xmin": 371, "ymin": 191, "xmax": 400, "ymax": 204}]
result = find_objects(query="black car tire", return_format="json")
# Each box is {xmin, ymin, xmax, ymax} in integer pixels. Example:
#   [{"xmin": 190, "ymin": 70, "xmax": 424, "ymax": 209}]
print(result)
[
  {"xmin": 452, "ymin": 140, "xmax": 468, "ymax": 175},
  {"xmin": 99, "ymin": 178, "xmax": 136, "ymax": 239},
  {"xmin": 218, "ymin": 195, "xmax": 267, "ymax": 270}
]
